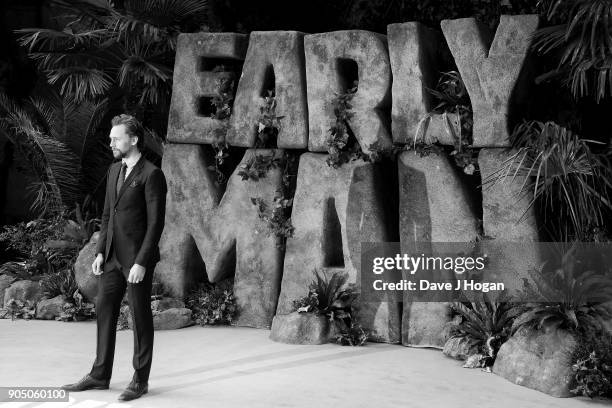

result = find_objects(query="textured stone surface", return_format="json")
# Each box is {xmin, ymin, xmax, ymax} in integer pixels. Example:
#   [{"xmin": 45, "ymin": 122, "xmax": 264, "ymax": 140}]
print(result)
[
  {"xmin": 35, "ymin": 295, "xmax": 66, "ymax": 320},
  {"xmin": 74, "ymin": 231, "xmax": 100, "ymax": 303},
  {"xmin": 269, "ymin": 312, "xmax": 331, "ymax": 344},
  {"xmin": 0, "ymin": 274, "xmax": 16, "ymax": 306},
  {"xmin": 167, "ymin": 33, "xmax": 248, "ymax": 144},
  {"xmin": 156, "ymin": 144, "xmax": 284, "ymax": 329},
  {"xmin": 441, "ymin": 15, "xmax": 539, "ymax": 147},
  {"xmin": 478, "ymin": 148, "xmax": 541, "ymax": 293},
  {"xmin": 227, "ymin": 31, "xmax": 308, "ymax": 148},
  {"xmin": 403, "ymin": 302, "xmax": 453, "ymax": 349},
  {"xmin": 443, "ymin": 335, "xmax": 480, "ymax": 360},
  {"xmin": 151, "ymin": 297, "xmax": 185, "ymax": 312},
  {"xmin": 387, "ymin": 22, "xmax": 453, "ymax": 144},
  {"xmin": 153, "ymin": 308, "xmax": 193, "ymax": 330},
  {"xmin": 275, "ymin": 153, "xmax": 401, "ymax": 343},
  {"xmin": 494, "ymin": 326, "xmax": 577, "ymax": 397},
  {"xmin": 125, "ymin": 306, "xmax": 193, "ymax": 330},
  {"xmin": 3, "ymin": 280, "xmax": 43, "ymax": 308},
  {"xmin": 304, "ymin": 30, "xmax": 392, "ymax": 154},
  {"xmin": 398, "ymin": 151, "xmax": 480, "ymax": 347}
]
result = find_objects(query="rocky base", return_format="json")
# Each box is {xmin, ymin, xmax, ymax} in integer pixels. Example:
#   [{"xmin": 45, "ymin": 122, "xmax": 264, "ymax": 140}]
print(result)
[{"xmin": 269, "ymin": 312, "xmax": 332, "ymax": 345}]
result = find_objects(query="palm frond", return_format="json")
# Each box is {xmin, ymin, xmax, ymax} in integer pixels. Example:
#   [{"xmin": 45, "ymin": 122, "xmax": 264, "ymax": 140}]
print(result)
[
  {"xmin": 534, "ymin": 0, "xmax": 612, "ymax": 101},
  {"xmin": 482, "ymin": 121, "xmax": 612, "ymax": 241},
  {"xmin": 46, "ymin": 67, "xmax": 114, "ymax": 102},
  {"xmin": 16, "ymin": 28, "xmax": 110, "ymax": 52},
  {"xmin": 28, "ymin": 131, "xmax": 82, "ymax": 216}
]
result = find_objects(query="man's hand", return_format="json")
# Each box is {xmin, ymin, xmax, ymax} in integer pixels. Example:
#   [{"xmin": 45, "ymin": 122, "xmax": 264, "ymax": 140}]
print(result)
[
  {"xmin": 92, "ymin": 253, "xmax": 104, "ymax": 275},
  {"xmin": 127, "ymin": 264, "xmax": 146, "ymax": 283}
]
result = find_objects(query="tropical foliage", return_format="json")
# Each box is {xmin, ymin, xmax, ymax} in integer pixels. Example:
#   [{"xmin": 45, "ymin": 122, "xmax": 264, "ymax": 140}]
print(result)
[
  {"xmin": 449, "ymin": 295, "xmax": 521, "ymax": 368},
  {"xmin": 535, "ymin": 0, "xmax": 612, "ymax": 102},
  {"xmin": 0, "ymin": 85, "xmax": 109, "ymax": 216},
  {"xmin": 293, "ymin": 269, "xmax": 368, "ymax": 346},
  {"xmin": 571, "ymin": 329, "xmax": 612, "ymax": 398},
  {"xmin": 17, "ymin": 0, "xmax": 208, "ymax": 115},
  {"xmin": 482, "ymin": 121, "xmax": 612, "ymax": 241},
  {"xmin": 185, "ymin": 278, "xmax": 237, "ymax": 326},
  {"xmin": 512, "ymin": 244, "xmax": 612, "ymax": 334}
]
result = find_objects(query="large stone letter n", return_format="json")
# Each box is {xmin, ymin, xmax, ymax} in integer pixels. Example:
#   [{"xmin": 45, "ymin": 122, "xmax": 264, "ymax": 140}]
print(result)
[
  {"xmin": 227, "ymin": 31, "xmax": 308, "ymax": 148},
  {"xmin": 441, "ymin": 15, "xmax": 538, "ymax": 147},
  {"xmin": 156, "ymin": 145, "xmax": 285, "ymax": 328},
  {"xmin": 304, "ymin": 31, "xmax": 392, "ymax": 155},
  {"xmin": 167, "ymin": 33, "xmax": 248, "ymax": 143}
]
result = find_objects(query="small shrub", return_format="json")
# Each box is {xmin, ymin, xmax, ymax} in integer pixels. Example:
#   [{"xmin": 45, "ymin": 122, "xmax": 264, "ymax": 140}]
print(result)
[
  {"xmin": 292, "ymin": 269, "xmax": 368, "ymax": 346},
  {"xmin": 40, "ymin": 268, "xmax": 78, "ymax": 299},
  {"xmin": 449, "ymin": 296, "xmax": 521, "ymax": 368},
  {"xmin": 56, "ymin": 289, "xmax": 95, "ymax": 322},
  {"xmin": 185, "ymin": 278, "xmax": 237, "ymax": 326},
  {"xmin": 512, "ymin": 245, "xmax": 612, "ymax": 334},
  {"xmin": 0, "ymin": 298, "xmax": 36, "ymax": 320},
  {"xmin": 570, "ymin": 329, "xmax": 612, "ymax": 398}
]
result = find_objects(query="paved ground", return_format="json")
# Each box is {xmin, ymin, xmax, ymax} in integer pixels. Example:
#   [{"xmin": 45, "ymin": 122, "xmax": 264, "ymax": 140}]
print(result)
[{"xmin": 0, "ymin": 319, "xmax": 609, "ymax": 408}]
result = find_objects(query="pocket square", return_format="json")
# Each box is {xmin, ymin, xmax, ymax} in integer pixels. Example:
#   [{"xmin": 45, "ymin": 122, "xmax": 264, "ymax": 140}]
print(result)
[{"xmin": 129, "ymin": 180, "xmax": 140, "ymax": 188}]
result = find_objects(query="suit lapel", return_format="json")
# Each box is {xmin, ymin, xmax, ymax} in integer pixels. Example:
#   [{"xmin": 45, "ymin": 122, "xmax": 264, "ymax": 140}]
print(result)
[{"xmin": 114, "ymin": 156, "xmax": 145, "ymax": 207}]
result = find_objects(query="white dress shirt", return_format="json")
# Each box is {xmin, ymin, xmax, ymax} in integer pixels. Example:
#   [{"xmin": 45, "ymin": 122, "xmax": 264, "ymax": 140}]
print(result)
[{"xmin": 122, "ymin": 151, "xmax": 142, "ymax": 180}]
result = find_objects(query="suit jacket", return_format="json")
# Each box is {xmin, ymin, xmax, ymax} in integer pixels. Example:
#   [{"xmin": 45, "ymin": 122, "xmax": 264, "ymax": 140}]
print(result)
[{"xmin": 96, "ymin": 155, "xmax": 167, "ymax": 270}]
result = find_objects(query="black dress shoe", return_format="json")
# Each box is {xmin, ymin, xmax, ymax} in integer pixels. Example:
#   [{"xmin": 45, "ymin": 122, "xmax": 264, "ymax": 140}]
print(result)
[
  {"xmin": 61, "ymin": 374, "xmax": 109, "ymax": 391},
  {"xmin": 118, "ymin": 380, "xmax": 148, "ymax": 401}
]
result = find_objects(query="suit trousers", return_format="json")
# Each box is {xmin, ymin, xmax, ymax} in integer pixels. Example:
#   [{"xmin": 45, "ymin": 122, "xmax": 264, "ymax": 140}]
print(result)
[{"xmin": 89, "ymin": 252, "xmax": 155, "ymax": 384}]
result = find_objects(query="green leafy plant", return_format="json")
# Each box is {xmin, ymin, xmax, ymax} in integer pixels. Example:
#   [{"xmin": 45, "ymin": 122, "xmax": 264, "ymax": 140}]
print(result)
[
  {"xmin": 237, "ymin": 154, "xmax": 283, "ymax": 181},
  {"xmin": 0, "ymin": 85, "xmax": 110, "ymax": 217},
  {"xmin": 207, "ymin": 68, "xmax": 237, "ymax": 186},
  {"xmin": 513, "ymin": 245, "xmax": 612, "ymax": 334},
  {"xmin": 570, "ymin": 329, "xmax": 612, "ymax": 398},
  {"xmin": 534, "ymin": 0, "xmax": 612, "ymax": 102},
  {"xmin": 0, "ymin": 262, "xmax": 30, "ymax": 281},
  {"xmin": 56, "ymin": 289, "xmax": 96, "ymax": 322},
  {"xmin": 116, "ymin": 296, "xmax": 131, "ymax": 331},
  {"xmin": 256, "ymin": 90, "xmax": 283, "ymax": 148},
  {"xmin": 40, "ymin": 268, "xmax": 79, "ymax": 300},
  {"xmin": 210, "ymin": 69, "xmax": 236, "ymax": 121},
  {"xmin": 0, "ymin": 298, "xmax": 36, "ymax": 320},
  {"xmin": 326, "ymin": 81, "xmax": 366, "ymax": 168},
  {"xmin": 185, "ymin": 278, "xmax": 237, "ymax": 326},
  {"xmin": 292, "ymin": 269, "xmax": 368, "ymax": 346},
  {"xmin": 250, "ymin": 194, "xmax": 294, "ymax": 250},
  {"xmin": 449, "ymin": 295, "xmax": 521, "ymax": 368},
  {"xmin": 412, "ymin": 71, "xmax": 477, "ymax": 175},
  {"xmin": 482, "ymin": 121, "xmax": 612, "ymax": 241},
  {"xmin": 17, "ymin": 0, "xmax": 208, "ymax": 111}
]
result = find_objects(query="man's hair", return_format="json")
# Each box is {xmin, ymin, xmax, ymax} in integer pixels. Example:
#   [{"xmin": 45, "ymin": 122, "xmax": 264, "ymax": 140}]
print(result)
[{"xmin": 111, "ymin": 114, "xmax": 145, "ymax": 150}]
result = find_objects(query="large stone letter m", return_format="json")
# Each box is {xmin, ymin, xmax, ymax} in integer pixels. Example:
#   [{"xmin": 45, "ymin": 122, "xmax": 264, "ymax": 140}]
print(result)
[{"xmin": 155, "ymin": 144, "xmax": 285, "ymax": 329}]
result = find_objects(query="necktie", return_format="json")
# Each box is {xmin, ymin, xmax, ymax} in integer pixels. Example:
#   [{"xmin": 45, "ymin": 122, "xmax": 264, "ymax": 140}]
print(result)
[{"xmin": 116, "ymin": 162, "xmax": 127, "ymax": 196}]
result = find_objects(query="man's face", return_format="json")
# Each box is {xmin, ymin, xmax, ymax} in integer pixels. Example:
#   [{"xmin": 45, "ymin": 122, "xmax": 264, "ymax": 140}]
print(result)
[{"xmin": 109, "ymin": 124, "xmax": 137, "ymax": 159}]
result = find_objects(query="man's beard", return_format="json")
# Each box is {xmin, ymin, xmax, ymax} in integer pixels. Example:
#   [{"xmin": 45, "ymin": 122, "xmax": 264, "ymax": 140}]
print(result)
[{"xmin": 112, "ymin": 148, "xmax": 128, "ymax": 159}]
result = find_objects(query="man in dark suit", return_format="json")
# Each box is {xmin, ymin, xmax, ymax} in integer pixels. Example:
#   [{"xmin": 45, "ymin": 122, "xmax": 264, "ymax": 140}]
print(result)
[{"xmin": 62, "ymin": 114, "xmax": 167, "ymax": 402}]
